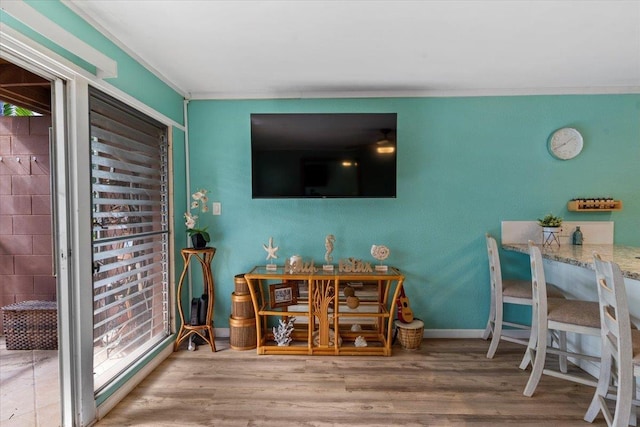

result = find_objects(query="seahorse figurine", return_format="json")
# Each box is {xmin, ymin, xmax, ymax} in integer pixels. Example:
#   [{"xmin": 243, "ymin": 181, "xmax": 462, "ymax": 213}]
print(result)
[{"xmin": 324, "ymin": 234, "xmax": 336, "ymax": 264}]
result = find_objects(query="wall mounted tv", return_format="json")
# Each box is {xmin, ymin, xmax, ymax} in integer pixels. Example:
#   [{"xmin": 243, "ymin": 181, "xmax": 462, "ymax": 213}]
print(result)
[{"xmin": 251, "ymin": 113, "xmax": 397, "ymax": 199}]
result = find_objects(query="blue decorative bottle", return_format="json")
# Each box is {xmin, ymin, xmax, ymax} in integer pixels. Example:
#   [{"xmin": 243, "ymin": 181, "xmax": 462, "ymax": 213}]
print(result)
[{"xmin": 572, "ymin": 226, "xmax": 583, "ymax": 245}]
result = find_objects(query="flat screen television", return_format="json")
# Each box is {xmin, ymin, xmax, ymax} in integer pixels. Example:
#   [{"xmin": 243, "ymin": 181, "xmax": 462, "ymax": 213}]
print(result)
[{"xmin": 251, "ymin": 113, "xmax": 397, "ymax": 198}]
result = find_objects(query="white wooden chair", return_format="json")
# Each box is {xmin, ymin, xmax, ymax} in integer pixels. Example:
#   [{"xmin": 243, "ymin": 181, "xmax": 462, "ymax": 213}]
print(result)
[
  {"xmin": 523, "ymin": 240, "xmax": 602, "ymax": 397},
  {"xmin": 482, "ymin": 234, "xmax": 564, "ymax": 360},
  {"xmin": 584, "ymin": 253, "xmax": 639, "ymax": 427}
]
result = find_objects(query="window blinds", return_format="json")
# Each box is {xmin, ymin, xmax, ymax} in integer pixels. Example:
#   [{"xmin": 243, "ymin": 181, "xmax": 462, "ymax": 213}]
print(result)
[{"xmin": 89, "ymin": 88, "xmax": 170, "ymax": 390}]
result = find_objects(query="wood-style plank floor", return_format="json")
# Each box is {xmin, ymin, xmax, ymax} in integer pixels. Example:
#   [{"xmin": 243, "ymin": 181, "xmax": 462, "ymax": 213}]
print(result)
[{"xmin": 95, "ymin": 338, "xmax": 607, "ymax": 426}]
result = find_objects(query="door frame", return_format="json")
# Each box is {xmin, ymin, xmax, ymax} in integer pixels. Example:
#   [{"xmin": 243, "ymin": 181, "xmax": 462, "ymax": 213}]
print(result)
[
  {"xmin": 1, "ymin": 25, "xmax": 182, "ymax": 426},
  {"xmin": 1, "ymin": 27, "xmax": 95, "ymax": 425}
]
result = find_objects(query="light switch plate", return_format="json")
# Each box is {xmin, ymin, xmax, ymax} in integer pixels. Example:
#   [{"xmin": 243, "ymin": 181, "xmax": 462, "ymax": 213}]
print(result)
[{"xmin": 212, "ymin": 202, "xmax": 221, "ymax": 215}]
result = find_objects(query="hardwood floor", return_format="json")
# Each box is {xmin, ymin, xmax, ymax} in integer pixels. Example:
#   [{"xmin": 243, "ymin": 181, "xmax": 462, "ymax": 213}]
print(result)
[{"xmin": 96, "ymin": 338, "xmax": 607, "ymax": 426}]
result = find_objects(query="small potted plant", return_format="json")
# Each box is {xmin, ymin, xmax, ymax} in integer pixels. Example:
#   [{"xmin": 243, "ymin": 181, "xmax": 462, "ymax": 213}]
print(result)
[
  {"xmin": 184, "ymin": 188, "xmax": 210, "ymax": 249},
  {"xmin": 538, "ymin": 213, "xmax": 562, "ymax": 247},
  {"xmin": 537, "ymin": 213, "xmax": 563, "ymax": 229}
]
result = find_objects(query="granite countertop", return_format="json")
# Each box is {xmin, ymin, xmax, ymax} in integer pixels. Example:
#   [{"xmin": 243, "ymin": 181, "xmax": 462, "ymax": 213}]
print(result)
[{"xmin": 502, "ymin": 243, "xmax": 640, "ymax": 281}]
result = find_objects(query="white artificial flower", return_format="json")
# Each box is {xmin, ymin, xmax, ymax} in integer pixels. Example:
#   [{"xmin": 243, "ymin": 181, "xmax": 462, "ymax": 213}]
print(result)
[
  {"xmin": 184, "ymin": 188, "xmax": 211, "ymax": 242},
  {"xmin": 184, "ymin": 212, "xmax": 197, "ymax": 229},
  {"xmin": 192, "ymin": 189, "xmax": 207, "ymax": 201}
]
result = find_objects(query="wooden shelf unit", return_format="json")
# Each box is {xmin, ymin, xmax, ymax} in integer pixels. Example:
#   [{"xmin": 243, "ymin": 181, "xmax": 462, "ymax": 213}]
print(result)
[
  {"xmin": 567, "ymin": 199, "xmax": 623, "ymax": 212},
  {"xmin": 244, "ymin": 266, "xmax": 405, "ymax": 356}
]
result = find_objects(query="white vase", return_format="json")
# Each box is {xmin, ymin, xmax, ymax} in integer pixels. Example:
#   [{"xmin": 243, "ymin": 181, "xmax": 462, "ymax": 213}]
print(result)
[{"xmin": 542, "ymin": 226, "xmax": 561, "ymax": 247}]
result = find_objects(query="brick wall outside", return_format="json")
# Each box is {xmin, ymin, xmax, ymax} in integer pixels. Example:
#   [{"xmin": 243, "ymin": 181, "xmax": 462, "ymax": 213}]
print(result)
[{"xmin": 0, "ymin": 116, "xmax": 55, "ymax": 334}]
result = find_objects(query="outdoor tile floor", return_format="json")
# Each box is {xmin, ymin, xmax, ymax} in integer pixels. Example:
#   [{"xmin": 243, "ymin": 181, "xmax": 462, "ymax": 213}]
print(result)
[{"xmin": 0, "ymin": 336, "xmax": 60, "ymax": 427}]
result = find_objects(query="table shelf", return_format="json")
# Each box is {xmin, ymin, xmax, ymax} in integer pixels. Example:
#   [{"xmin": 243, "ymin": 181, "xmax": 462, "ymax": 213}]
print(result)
[
  {"xmin": 174, "ymin": 247, "xmax": 217, "ymax": 352},
  {"xmin": 244, "ymin": 266, "xmax": 405, "ymax": 356}
]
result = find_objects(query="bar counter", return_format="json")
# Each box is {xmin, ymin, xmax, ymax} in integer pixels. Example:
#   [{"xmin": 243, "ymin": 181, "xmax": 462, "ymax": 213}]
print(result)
[{"xmin": 501, "ymin": 243, "xmax": 640, "ymax": 281}]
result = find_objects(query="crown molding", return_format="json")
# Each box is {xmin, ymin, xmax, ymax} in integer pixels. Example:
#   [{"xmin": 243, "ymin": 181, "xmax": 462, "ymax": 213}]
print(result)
[
  {"xmin": 62, "ymin": 0, "xmax": 188, "ymax": 98},
  {"xmin": 188, "ymin": 85, "xmax": 640, "ymax": 101},
  {"xmin": 2, "ymin": 0, "xmax": 117, "ymax": 78}
]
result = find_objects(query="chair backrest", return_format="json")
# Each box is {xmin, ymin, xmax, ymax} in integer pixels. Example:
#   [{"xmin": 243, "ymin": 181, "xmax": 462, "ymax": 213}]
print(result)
[
  {"xmin": 528, "ymin": 240, "xmax": 548, "ymax": 324},
  {"xmin": 592, "ymin": 253, "xmax": 633, "ymax": 376},
  {"xmin": 486, "ymin": 233, "xmax": 503, "ymax": 300}
]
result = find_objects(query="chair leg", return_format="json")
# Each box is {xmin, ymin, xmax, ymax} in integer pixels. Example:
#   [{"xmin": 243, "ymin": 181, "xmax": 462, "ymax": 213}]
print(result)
[
  {"xmin": 632, "ymin": 377, "xmax": 638, "ymax": 426},
  {"xmin": 486, "ymin": 300, "xmax": 503, "ymax": 358},
  {"xmin": 520, "ymin": 304, "xmax": 538, "ymax": 370},
  {"xmin": 584, "ymin": 351, "xmax": 613, "ymax": 423},
  {"xmin": 612, "ymin": 369, "xmax": 634, "ymax": 427},
  {"xmin": 524, "ymin": 317, "xmax": 547, "ymax": 397},
  {"xmin": 519, "ymin": 349, "xmax": 532, "ymax": 370},
  {"xmin": 486, "ymin": 320, "xmax": 502, "ymax": 359},
  {"xmin": 482, "ymin": 293, "xmax": 496, "ymax": 341},
  {"xmin": 631, "ymin": 387, "xmax": 638, "ymax": 427},
  {"xmin": 558, "ymin": 331, "xmax": 568, "ymax": 374},
  {"xmin": 482, "ymin": 318, "xmax": 493, "ymax": 340}
]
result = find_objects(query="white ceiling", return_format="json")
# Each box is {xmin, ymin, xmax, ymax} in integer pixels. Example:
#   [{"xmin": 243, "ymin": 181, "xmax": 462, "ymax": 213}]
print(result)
[{"xmin": 65, "ymin": 0, "xmax": 640, "ymax": 100}]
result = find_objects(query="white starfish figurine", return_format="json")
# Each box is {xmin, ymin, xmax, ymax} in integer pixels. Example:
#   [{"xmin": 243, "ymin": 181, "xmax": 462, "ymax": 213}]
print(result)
[{"xmin": 263, "ymin": 237, "xmax": 279, "ymax": 261}]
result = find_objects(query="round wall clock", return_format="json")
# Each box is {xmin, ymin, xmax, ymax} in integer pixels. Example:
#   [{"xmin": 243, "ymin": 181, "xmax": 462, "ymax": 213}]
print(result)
[{"xmin": 548, "ymin": 127, "xmax": 583, "ymax": 160}]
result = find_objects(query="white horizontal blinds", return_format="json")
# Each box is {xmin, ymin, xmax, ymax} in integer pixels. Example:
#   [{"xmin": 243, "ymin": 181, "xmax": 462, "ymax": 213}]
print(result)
[{"xmin": 89, "ymin": 87, "xmax": 170, "ymax": 391}]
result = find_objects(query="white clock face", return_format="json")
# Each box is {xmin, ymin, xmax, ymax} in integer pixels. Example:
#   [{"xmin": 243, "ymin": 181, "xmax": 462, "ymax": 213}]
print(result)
[{"xmin": 548, "ymin": 127, "xmax": 583, "ymax": 160}]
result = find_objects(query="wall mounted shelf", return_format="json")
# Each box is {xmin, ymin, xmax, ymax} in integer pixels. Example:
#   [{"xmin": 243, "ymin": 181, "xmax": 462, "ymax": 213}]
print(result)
[{"xmin": 567, "ymin": 199, "xmax": 623, "ymax": 212}]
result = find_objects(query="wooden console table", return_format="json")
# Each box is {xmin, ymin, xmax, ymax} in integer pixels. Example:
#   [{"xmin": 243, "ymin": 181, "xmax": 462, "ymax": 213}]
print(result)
[
  {"xmin": 244, "ymin": 266, "xmax": 405, "ymax": 356},
  {"xmin": 174, "ymin": 247, "xmax": 216, "ymax": 351}
]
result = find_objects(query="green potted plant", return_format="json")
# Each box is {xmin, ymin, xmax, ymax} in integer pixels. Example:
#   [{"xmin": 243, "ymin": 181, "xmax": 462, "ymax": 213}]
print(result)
[
  {"xmin": 537, "ymin": 213, "xmax": 563, "ymax": 228},
  {"xmin": 538, "ymin": 213, "xmax": 562, "ymax": 247},
  {"xmin": 184, "ymin": 188, "xmax": 210, "ymax": 249}
]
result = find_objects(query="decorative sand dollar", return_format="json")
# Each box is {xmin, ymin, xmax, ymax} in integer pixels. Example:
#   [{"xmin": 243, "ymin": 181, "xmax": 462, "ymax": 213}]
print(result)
[
  {"xmin": 346, "ymin": 296, "xmax": 360, "ymax": 309},
  {"xmin": 343, "ymin": 285, "xmax": 355, "ymax": 297}
]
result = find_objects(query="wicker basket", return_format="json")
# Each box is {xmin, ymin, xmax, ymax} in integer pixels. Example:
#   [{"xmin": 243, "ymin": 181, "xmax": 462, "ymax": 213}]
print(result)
[
  {"xmin": 233, "ymin": 274, "xmax": 249, "ymax": 295},
  {"xmin": 229, "ymin": 316, "xmax": 257, "ymax": 351},
  {"xmin": 2, "ymin": 301, "xmax": 58, "ymax": 350},
  {"xmin": 395, "ymin": 319, "xmax": 424, "ymax": 350},
  {"xmin": 234, "ymin": 273, "xmax": 250, "ymax": 295},
  {"xmin": 231, "ymin": 292, "xmax": 254, "ymax": 319}
]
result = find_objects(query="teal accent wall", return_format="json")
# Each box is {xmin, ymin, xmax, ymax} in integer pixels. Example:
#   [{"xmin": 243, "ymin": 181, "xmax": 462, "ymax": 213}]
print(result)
[{"xmin": 187, "ymin": 95, "xmax": 640, "ymax": 329}]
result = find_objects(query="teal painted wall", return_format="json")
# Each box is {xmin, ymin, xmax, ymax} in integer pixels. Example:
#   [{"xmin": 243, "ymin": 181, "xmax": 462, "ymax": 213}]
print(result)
[{"xmin": 187, "ymin": 95, "xmax": 640, "ymax": 329}]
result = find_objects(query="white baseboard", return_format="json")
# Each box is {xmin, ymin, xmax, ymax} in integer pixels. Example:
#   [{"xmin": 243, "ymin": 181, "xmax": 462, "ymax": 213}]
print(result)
[
  {"xmin": 423, "ymin": 329, "xmax": 484, "ymax": 339},
  {"xmin": 215, "ymin": 328, "xmax": 525, "ymax": 339},
  {"xmin": 420, "ymin": 329, "xmax": 529, "ymax": 339}
]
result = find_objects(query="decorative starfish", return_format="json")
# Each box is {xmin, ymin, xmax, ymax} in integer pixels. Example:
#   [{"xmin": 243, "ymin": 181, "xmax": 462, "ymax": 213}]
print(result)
[{"xmin": 262, "ymin": 237, "xmax": 279, "ymax": 261}]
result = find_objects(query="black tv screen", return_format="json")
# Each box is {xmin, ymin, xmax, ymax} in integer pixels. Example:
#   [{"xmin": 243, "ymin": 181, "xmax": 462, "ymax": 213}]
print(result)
[{"xmin": 251, "ymin": 113, "xmax": 397, "ymax": 198}]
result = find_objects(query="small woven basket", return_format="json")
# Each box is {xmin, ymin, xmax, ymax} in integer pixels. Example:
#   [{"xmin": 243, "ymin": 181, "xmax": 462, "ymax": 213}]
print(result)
[
  {"xmin": 2, "ymin": 300, "xmax": 58, "ymax": 350},
  {"xmin": 231, "ymin": 292, "xmax": 254, "ymax": 319},
  {"xmin": 234, "ymin": 274, "xmax": 250, "ymax": 295},
  {"xmin": 395, "ymin": 319, "xmax": 424, "ymax": 350}
]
